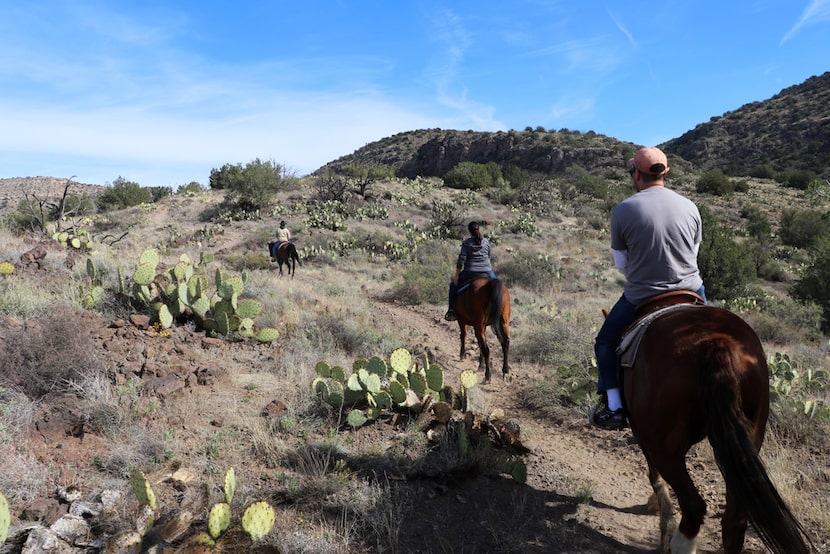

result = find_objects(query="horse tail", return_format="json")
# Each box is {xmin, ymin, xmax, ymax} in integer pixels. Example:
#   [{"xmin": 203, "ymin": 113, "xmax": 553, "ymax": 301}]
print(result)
[
  {"xmin": 703, "ymin": 342, "xmax": 812, "ymax": 554},
  {"xmin": 488, "ymin": 279, "xmax": 505, "ymax": 342},
  {"xmin": 290, "ymin": 243, "xmax": 301, "ymax": 265}
]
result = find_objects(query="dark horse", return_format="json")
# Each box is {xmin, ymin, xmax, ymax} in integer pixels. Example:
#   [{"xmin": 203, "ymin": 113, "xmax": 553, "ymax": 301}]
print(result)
[
  {"xmin": 623, "ymin": 302, "xmax": 812, "ymax": 553},
  {"xmin": 268, "ymin": 241, "xmax": 300, "ymax": 277},
  {"xmin": 454, "ymin": 277, "xmax": 510, "ymax": 383}
]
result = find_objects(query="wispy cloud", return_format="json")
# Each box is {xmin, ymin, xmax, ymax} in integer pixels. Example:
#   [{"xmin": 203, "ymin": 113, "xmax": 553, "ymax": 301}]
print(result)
[
  {"xmin": 780, "ymin": 0, "xmax": 830, "ymax": 44},
  {"xmin": 423, "ymin": 9, "xmax": 502, "ymax": 129},
  {"xmin": 608, "ymin": 10, "xmax": 638, "ymax": 49}
]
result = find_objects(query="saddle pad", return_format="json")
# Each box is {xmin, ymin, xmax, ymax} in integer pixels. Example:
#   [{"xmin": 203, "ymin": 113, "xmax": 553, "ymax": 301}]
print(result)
[{"xmin": 617, "ymin": 304, "xmax": 703, "ymax": 367}]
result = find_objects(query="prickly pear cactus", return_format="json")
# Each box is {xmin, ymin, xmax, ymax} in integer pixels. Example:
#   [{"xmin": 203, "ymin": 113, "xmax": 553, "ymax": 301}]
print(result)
[
  {"xmin": 129, "ymin": 470, "xmax": 158, "ymax": 512},
  {"xmin": 347, "ymin": 409, "xmax": 368, "ymax": 428},
  {"xmin": 0, "ymin": 261, "xmax": 14, "ymax": 275},
  {"xmin": 388, "ymin": 380, "xmax": 407, "ymax": 405},
  {"xmin": 138, "ymin": 248, "xmax": 160, "ymax": 267},
  {"xmin": 366, "ymin": 356, "xmax": 387, "ymax": 376},
  {"xmin": 425, "ymin": 364, "xmax": 444, "ymax": 392},
  {"xmin": 236, "ymin": 298, "xmax": 262, "ymax": 319},
  {"xmin": 460, "ymin": 369, "xmax": 479, "ymax": 389},
  {"xmin": 315, "ymin": 361, "xmax": 332, "ymax": 378},
  {"xmin": 241, "ymin": 501, "xmax": 275, "ymax": 542},
  {"xmin": 223, "ymin": 467, "xmax": 236, "ymax": 505},
  {"xmin": 389, "ymin": 348, "xmax": 412, "ymax": 374},
  {"xmin": 133, "ymin": 263, "xmax": 156, "ymax": 286},
  {"xmin": 0, "ymin": 490, "xmax": 9, "ymax": 546},
  {"xmin": 156, "ymin": 304, "xmax": 174, "ymax": 329},
  {"xmin": 254, "ymin": 327, "xmax": 279, "ymax": 343},
  {"xmin": 208, "ymin": 502, "xmax": 231, "ymax": 539}
]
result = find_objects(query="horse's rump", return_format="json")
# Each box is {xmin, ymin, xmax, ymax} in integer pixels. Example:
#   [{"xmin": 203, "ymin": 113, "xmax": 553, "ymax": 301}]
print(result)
[{"xmin": 624, "ymin": 305, "xmax": 812, "ymax": 553}]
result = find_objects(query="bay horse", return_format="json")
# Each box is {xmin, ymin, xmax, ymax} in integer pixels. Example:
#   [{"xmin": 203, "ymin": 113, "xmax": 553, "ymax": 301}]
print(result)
[
  {"xmin": 268, "ymin": 241, "xmax": 300, "ymax": 277},
  {"xmin": 622, "ymin": 301, "xmax": 812, "ymax": 553},
  {"xmin": 454, "ymin": 276, "xmax": 510, "ymax": 383}
]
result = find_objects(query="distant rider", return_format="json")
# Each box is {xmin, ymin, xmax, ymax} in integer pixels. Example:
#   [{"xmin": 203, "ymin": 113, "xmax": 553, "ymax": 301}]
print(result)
[{"xmin": 445, "ymin": 221, "xmax": 497, "ymax": 321}]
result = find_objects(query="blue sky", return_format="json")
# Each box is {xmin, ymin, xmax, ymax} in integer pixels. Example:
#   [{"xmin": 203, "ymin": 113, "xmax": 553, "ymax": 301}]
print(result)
[{"xmin": 1, "ymin": 1, "xmax": 829, "ymax": 187}]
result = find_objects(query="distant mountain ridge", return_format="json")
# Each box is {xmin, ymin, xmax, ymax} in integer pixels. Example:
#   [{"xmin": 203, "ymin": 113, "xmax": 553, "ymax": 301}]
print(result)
[
  {"xmin": 324, "ymin": 71, "xmax": 830, "ymax": 179},
  {"xmin": 661, "ymin": 71, "xmax": 830, "ymax": 177}
]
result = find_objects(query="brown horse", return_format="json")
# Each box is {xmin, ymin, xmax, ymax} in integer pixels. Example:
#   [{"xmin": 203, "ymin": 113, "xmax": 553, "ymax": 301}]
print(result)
[
  {"xmin": 454, "ymin": 277, "xmax": 510, "ymax": 383},
  {"xmin": 269, "ymin": 241, "xmax": 300, "ymax": 277},
  {"xmin": 623, "ymin": 304, "xmax": 812, "ymax": 553}
]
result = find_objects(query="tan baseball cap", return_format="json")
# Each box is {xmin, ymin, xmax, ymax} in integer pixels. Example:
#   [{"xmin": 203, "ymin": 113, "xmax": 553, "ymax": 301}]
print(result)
[{"xmin": 627, "ymin": 147, "xmax": 669, "ymax": 176}]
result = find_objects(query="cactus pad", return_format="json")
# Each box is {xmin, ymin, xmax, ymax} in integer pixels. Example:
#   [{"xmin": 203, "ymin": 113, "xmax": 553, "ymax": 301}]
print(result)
[
  {"xmin": 133, "ymin": 263, "xmax": 156, "ymax": 286},
  {"xmin": 0, "ymin": 490, "xmax": 9, "ymax": 545},
  {"xmin": 223, "ymin": 467, "xmax": 236, "ymax": 504},
  {"xmin": 347, "ymin": 409, "xmax": 368, "ymax": 428},
  {"xmin": 129, "ymin": 470, "xmax": 158, "ymax": 511},
  {"xmin": 366, "ymin": 356, "xmax": 387, "ymax": 376},
  {"xmin": 315, "ymin": 361, "xmax": 332, "ymax": 378},
  {"xmin": 388, "ymin": 380, "xmax": 407, "ymax": 405},
  {"xmin": 460, "ymin": 369, "xmax": 479, "ymax": 389},
  {"xmin": 389, "ymin": 348, "xmax": 412, "ymax": 374},
  {"xmin": 255, "ymin": 327, "xmax": 279, "ymax": 343},
  {"xmin": 409, "ymin": 372, "xmax": 427, "ymax": 396},
  {"xmin": 425, "ymin": 364, "xmax": 444, "ymax": 392},
  {"xmin": 138, "ymin": 248, "xmax": 160, "ymax": 267},
  {"xmin": 0, "ymin": 261, "xmax": 14, "ymax": 275},
  {"xmin": 236, "ymin": 298, "xmax": 262, "ymax": 319},
  {"xmin": 157, "ymin": 304, "xmax": 174, "ymax": 329},
  {"xmin": 330, "ymin": 365, "xmax": 347, "ymax": 383},
  {"xmin": 208, "ymin": 502, "xmax": 231, "ymax": 539},
  {"xmin": 363, "ymin": 373, "xmax": 381, "ymax": 394},
  {"xmin": 241, "ymin": 501, "xmax": 275, "ymax": 542},
  {"xmin": 373, "ymin": 390, "xmax": 393, "ymax": 411}
]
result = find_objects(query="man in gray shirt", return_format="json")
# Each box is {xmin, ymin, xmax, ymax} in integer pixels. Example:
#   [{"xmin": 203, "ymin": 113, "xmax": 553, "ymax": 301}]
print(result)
[{"xmin": 593, "ymin": 147, "xmax": 707, "ymax": 430}]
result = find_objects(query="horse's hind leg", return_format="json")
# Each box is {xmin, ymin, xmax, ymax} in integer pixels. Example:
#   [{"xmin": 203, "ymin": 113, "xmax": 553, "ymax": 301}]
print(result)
[
  {"xmin": 637, "ymin": 448, "xmax": 677, "ymax": 552},
  {"xmin": 498, "ymin": 323, "xmax": 510, "ymax": 379},
  {"xmin": 721, "ymin": 489, "xmax": 748, "ymax": 554},
  {"xmin": 658, "ymin": 458, "xmax": 705, "ymax": 554},
  {"xmin": 474, "ymin": 328, "xmax": 491, "ymax": 383}
]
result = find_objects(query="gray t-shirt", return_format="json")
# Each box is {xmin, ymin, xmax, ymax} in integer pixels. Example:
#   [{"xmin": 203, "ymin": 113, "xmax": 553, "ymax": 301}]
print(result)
[
  {"xmin": 610, "ymin": 186, "xmax": 703, "ymax": 304},
  {"xmin": 457, "ymin": 237, "xmax": 493, "ymax": 273}
]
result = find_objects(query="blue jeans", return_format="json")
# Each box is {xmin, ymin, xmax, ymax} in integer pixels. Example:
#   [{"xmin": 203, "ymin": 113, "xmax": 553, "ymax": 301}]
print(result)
[
  {"xmin": 448, "ymin": 269, "xmax": 497, "ymax": 310},
  {"xmin": 594, "ymin": 285, "xmax": 707, "ymax": 393}
]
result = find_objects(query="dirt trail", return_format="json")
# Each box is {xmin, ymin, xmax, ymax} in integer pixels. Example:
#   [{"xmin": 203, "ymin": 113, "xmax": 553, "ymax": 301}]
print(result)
[{"xmin": 372, "ymin": 299, "xmax": 769, "ymax": 553}]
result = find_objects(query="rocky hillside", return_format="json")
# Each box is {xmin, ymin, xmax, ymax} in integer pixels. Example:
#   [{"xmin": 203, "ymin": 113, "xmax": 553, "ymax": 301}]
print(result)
[
  {"xmin": 323, "ymin": 72, "xmax": 830, "ymax": 180},
  {"xmin": 322, "ymin": 128, "xmax": 640, "ymax": 178},
  {"xmin": 661, "ymin": 71, "xmax": 830, "ymax": 178},
  {"xmin": 0, "ymin": 177, "xmax": 104, "ymax": 218}
]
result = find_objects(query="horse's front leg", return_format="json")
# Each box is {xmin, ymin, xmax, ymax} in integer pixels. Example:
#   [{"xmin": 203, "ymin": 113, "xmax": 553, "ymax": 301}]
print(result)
[{"xmin": 458, "ymin": 322, "xmax": 467, "ymax": 360}]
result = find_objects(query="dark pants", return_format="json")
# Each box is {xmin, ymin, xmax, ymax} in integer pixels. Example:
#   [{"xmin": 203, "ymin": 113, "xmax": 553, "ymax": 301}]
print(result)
[
  {"xmin": 448, "ymin": 269, "xmax": 497, "ymax": 310},
  {"xmin": 594, "ymin": 285, "xmax": 707, "ymax": 393}
]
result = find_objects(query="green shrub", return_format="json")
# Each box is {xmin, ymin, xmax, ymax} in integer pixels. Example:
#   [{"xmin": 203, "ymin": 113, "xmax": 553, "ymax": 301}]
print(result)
[
  {"xmin": 791, "ymin": 238, "xmax": 830, "ymax": 331},
  {"xmin": 780, "ymin": 169, "xmax": 818, "ymax": 190},
  {"xmin": 563, "ymin": 165, "xmax": 608, "ymax": 200},
  {"xmin": 97, "ymin": 177, "xmax": 153, "ymax": 211},
  {"xmin": 779, "ymin": 208, "xmax": 830, "ymax": 249},
  {"xmin": 695, "ymin": 170, "xmax": 734, "ymax": 196},
  {"xmin": 443, "ymin": 162, "xmax": 500, "ymax": 190},
  {"xmin": 749, "ymin": 163, "xmax": 777, "ymax": 179},
  {"xmin": 217, "ymin": 158, "xmax": 285, "ymax": 218},
  {"xmin": 697, "ymin": 207, "xmax": 756, "ymax": 301}
]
